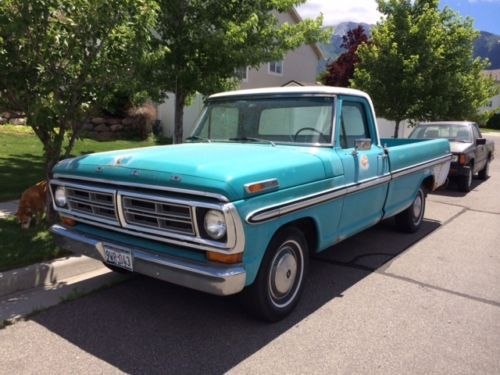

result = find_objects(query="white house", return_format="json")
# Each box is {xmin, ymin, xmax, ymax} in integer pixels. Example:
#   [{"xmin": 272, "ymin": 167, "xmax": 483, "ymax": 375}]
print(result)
[
  {"xmin": 480, "ymin": 69, "xmax": 500, "ymax": 113},
  {"xmin": 157, "ymin": 9, "xmax": 324, "ymax": 140}
]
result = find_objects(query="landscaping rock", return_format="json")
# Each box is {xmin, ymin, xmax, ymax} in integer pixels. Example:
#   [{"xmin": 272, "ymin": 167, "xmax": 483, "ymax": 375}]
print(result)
[
  {"xmin": 1, "ymin": 112, "xmax": 11, "ymax": 119},
  {"xmin": 91, "ymin": 117, "xmax": 105, "ymax": 125},
  {"xmin": 0, "ymin": 117, "xmax": 7, "ymax": 125},
  {"xmin": 107, "ymin": 118, "xmax": 122, "ymax": 125},
  {"xmin": 110, "ymin": 124, "xmax": 123, "ymax": 132},
  {"xmin": 10, "ymin": 117, "xmax": 27, "ymax": 125},
  {"xmin": 81, "ymin": 123, "xmax": 94, "ymax": 131},
  {"xmin": 122, "ymin": 117, "xmax": 135, "ymax": 126},
  {"xmin": 94, "ymin": 124, "xmax": 109, "ymax": 132}
]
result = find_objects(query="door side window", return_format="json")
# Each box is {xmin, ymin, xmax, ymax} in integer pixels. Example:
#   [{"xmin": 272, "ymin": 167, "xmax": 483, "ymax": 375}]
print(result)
[
  {"xmin": 472, "ymin": 124, "xmax": 481, "ymax": 139},
  {"xmin": 339, "ymin": 101, "xmax": 370, "ymax": 149}
]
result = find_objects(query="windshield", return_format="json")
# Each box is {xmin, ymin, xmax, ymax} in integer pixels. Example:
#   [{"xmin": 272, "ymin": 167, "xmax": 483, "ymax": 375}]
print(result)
[
  {"xmin": 409, "ymin": 124, "xmax": 472, "ymax": 143},
  {"xmin": 190, "ymin": 96, "xmax": 334, "ymax": 145}
]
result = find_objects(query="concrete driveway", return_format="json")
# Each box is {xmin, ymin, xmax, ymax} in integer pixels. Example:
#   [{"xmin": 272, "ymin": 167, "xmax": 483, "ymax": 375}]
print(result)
[{"xmin": 0, "ymin": 136, "xmax": 499, "ymax": 374}]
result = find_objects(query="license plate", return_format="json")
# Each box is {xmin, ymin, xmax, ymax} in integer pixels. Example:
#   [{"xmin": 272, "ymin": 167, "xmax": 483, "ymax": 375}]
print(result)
[{"xmin": 103, "ymin": 244, "xmax": 133, "ymax": 271}]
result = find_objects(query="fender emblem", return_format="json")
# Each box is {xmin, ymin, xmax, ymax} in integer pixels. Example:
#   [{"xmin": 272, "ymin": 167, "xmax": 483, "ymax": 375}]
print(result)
[
  {"xmin": 170, "ymin": 175, "xmax": 182, "ymax": 182},
  {"xmin": 131, "ymin": 170, "xmax": 140, "ymax": 177}
]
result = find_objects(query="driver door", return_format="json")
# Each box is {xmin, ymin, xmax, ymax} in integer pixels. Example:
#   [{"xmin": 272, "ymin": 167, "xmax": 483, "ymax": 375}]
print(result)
[{"xmin": 335, "ymin": 97, "xmax": 390, "ymax": 239}]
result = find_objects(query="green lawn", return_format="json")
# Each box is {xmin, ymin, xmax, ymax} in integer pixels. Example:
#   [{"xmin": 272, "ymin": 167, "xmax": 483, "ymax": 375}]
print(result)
[
  {"xmin": 480, "ymin": 127, "xmax": 500, "ymax": 134},
  {"xmin": 0, "ymin": 125, "xmax": 157, "ymax": 202},
  {"xmin": 0, "ymin": 217, "xmax": 71, "ymax": 272}
]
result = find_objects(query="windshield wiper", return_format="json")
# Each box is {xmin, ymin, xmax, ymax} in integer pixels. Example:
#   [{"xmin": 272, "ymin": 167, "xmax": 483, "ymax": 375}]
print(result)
[
  {"xmin": 185, "ymin": 136, "xmax": 211, "ymax": 143},
  {"xmin": 229, "ymin": 136, "xmax": 275, "ymax": 146}
]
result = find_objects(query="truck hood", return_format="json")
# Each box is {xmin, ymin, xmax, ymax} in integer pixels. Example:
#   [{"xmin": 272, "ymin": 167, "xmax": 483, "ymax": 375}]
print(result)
[
  {"xmin": 53, "ymin": 143, "xmax": 327, "ymax": 201},
  {"xmin": 450, "ymin": 141, "xmax": 473, "ymax": 154}
]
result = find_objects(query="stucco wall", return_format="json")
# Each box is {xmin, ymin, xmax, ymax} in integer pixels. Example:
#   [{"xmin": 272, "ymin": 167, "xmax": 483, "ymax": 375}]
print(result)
[{"xmin": 157, "ymin": 92, "xmax": 205, "ymax": 139}]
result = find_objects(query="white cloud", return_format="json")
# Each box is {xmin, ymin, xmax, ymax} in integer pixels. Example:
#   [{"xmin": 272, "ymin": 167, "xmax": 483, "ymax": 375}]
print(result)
[{"xmin": 296, "ymin": 0, "xmax": 383, "ymax": 26}]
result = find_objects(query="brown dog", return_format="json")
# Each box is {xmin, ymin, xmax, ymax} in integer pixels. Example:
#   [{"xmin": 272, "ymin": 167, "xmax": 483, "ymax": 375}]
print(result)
[{"xmin": 16, "ymin": 180, "xmax": 48, "ymax": 229}]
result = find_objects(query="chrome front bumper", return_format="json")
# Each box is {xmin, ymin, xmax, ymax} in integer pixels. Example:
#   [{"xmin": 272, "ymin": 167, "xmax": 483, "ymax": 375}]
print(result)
[{"xmin": 50, "ymin": 224, "xmax": 246, "ymax": 296}]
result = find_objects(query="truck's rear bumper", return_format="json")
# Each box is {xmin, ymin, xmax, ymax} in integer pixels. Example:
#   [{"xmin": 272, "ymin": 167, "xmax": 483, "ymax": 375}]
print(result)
[{"xmin": 50, "ymin": 224, "xmax": 246, "ymax": 296}]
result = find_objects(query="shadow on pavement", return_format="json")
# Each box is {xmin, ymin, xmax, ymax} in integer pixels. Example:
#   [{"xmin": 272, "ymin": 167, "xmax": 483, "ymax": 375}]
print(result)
[
  {"xmin": 432, "ymin": 177, "xmax": 488, "ymax": 198},
  {"xmin": 31, "ymin": 218, "xmax": 440, "ymax": 374}
]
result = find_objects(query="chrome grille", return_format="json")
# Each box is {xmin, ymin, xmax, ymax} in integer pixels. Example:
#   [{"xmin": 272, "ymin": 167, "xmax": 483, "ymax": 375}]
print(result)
[
  {"xmin": 121, "ymin": 196, "xmax": 194, "ymax": 235},
  {"xmin": 66, "ymin": 187, "xmax": 118, "ymax": 222}
]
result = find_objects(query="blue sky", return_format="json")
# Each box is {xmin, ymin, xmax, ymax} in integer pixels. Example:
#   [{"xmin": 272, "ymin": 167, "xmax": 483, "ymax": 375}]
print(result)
[{"xmin": 297, "ymin": 0, "xmax": 500, "ymax": 35}]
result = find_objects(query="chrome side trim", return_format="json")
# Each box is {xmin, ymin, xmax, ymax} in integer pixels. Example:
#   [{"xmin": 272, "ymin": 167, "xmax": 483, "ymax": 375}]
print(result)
[
  {"xmin": 53, "ymin": 173, "xmax": 230, "ymax": 202},
  {"xmin": 247, "ymin": 175, "xmax": 391, "ymax": 224},
  {"xmin": 345, "ymin": 175, "xmax": 391, "ymax": 194},
  {"xmin": 391, "ymin": 154, "xmax": 452, "ymax": 179},
  {"xmin": 50, "ymin": 224, "xmax": 246, "ymax": 296}
]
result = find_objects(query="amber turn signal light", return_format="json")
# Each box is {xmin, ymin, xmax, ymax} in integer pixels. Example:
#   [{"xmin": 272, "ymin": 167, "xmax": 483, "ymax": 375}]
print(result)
[
  {"xmin": 61, "ymin": 217, "xmax": 76, "ymax": 226},
  {"xmin": 207, "ymin": 251, "xmax": 243, "ymax": 264},
  {"xmin": 459, "ymin": 154, "xmax": 466, "ymax": 165}
]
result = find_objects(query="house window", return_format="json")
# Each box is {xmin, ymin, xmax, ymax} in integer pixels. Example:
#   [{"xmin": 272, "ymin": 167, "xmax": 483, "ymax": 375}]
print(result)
[
  {"xmin": 235, "ymin": 66, "xmax": 248, "ymax": 82},
  {"xmin": 268, "ymin": 61, "xmax": 283, "ymax": 75}
]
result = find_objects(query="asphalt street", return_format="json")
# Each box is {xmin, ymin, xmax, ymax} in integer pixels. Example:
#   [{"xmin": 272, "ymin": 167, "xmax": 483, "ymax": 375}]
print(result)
[{"xmin": 1, "ymin": 136, "xmax": 499, "ymax": 374}]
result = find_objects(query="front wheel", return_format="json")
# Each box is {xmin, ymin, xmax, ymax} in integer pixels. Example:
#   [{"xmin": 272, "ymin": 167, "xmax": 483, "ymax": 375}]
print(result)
[
  {"xmin": 457, "ymin": 165, "xmax": 473, "ymax": 192},
  {"xmin": 395, "ymin": 187, "xmax": 426, "ymax": 233},
  {"xmin": 242, "ymin": 227, "xmax": 309, "ymax": 322}
]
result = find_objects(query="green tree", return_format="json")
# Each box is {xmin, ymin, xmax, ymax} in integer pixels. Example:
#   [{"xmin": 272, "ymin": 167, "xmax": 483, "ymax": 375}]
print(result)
[
  {"xmin": 153, "ymin": 0, "xmax": 329, "ymax": 143},
  {"xmin": 0, "ymin": 0, "xmax": 161, "ymax": 177},
  {"xmin": 352, "ymin": 0, "xmax": 497, "ymax": 138}
]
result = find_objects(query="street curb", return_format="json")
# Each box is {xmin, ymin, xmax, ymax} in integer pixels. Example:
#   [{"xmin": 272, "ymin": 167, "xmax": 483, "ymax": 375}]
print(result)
[{"xmin": 0, "ymin": 255, "xmax": 105, "ymax": 298}]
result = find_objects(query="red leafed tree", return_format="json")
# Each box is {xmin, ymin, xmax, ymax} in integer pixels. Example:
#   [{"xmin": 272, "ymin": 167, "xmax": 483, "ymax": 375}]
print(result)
[{"xmin": 322, "ymin": 26, "xmax": 369, "ymax": 87}]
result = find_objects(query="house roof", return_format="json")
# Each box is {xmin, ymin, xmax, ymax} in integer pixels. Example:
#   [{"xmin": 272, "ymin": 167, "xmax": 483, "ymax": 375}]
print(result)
[
  {"xmin": 281, "ymin": 80, "xmax": 321, "ymax": 87},
  {"xmin": 289, "ymin": 8, "xmax": 325, "ymax": 61}
]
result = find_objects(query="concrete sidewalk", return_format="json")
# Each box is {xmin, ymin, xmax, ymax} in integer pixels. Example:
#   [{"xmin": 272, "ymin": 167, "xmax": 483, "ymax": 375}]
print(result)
[
  {"xmin": 0, "ymin": 199, "xmax": 125, "ymax": 325},
  {"xmin": 0, "ymin": 199, "xmax": 19, "ymax": 219},
  {"xmin": 0, "ymin": 255, "xmax": 126, "ymax": 326}
]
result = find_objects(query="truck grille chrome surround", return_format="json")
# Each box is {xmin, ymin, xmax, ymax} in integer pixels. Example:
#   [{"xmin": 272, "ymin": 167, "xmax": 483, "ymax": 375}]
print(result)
[
  {"xmin": 66, "ymin": 187, "xmax": 118, "ymax": 223},
  {"xmin": 49, "ymin": 178, "xmax": 245, "ymax": 254},
  {"xmin": 121, "ymin": 194, "xmax": 194, "ymax": 235}
]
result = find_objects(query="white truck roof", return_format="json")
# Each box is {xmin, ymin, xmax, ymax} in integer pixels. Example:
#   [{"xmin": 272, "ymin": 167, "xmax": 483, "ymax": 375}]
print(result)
[{"xmin": 209, "ymin": 86, "xmax": 371, "ymax": 100}]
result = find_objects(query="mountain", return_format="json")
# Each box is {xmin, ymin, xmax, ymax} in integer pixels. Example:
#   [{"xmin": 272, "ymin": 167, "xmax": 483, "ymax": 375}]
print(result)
[
  {"xmin": 318, "ymin": 22, "xmax": 500, "ymax": 73},
  {"xmin": 474, "ymin": 31, "xmax": 500, "ymax": 69},
  {"xmin": 319, "ymin": 22, "xmax": 372, "ymax": 66}
]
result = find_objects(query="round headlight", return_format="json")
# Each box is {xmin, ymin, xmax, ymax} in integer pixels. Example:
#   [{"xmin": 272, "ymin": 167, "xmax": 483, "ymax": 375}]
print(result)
[
  {"xmin": 204, "ymin": 210, "xmax": 227, "ymax": 240},
  {"xmin": 451, "ymin": 154, "xmax": 458, "ymax": 162},
  {"xmin": 55, "ymin": 187, "xmax": 67, "ymax": 207}
]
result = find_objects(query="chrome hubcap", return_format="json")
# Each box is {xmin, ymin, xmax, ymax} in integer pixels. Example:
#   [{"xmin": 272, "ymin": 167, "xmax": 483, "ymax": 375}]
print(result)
[
  {"xmin": 412, "ymin": 193, "xmax": 423, "ymax": 222},
  {"xmin": 271, "ymin": 249, "xmax": 297, "ymax": 297}
]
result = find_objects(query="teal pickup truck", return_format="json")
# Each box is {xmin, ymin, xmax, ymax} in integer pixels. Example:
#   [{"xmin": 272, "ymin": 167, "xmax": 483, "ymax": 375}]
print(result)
[{"xmin": 49, "ymin": 87, "xmax": 451, "ymax": 321}]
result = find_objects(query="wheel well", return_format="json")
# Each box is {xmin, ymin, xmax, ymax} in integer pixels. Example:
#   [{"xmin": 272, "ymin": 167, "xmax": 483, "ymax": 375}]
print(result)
[
  {"xmin": 280, "ymin": 217, "xmax": 318, "ymax": 254},
  {"xmin": 422, "ymin": 175, "xmax": 434, "ymax": 193}
]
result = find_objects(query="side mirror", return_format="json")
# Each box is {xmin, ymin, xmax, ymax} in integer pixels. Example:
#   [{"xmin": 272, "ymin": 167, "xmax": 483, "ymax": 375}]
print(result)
[
  {"xmin": 476, "ymin": 138, "xmax": 486, "ymax": 145},
  {"xmin": 352, "ymin": 138, "xmax": 372, "ymax": 156}
]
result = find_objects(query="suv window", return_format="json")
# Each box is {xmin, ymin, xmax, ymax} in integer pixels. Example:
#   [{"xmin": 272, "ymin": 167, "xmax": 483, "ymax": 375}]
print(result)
[{"xmin": 339, "ymin": 101, "xmax": 370, "ymax": 149}]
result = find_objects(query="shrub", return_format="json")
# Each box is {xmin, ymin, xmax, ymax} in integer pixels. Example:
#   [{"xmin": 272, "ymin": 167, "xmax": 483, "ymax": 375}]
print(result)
[
  {"xmin": 486, "ymin": 112, "xmax": 500, "ymax": 129},
  {"xmin": 127, "ymin": 102, "xmax": 157, "ymax": 140}
]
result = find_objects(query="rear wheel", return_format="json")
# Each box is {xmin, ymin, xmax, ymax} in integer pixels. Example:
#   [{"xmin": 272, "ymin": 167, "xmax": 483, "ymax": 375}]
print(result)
[
  {"xmin": 458, "ymin": 164, "xmax": 473, "ymax": 192},
  {"xmin": 395, "ymin": 187, "xmax": 426, "ymax": 233},
  {"xmin": 242, "ymin": 227, "xmax": 309, "ymax": 322},
  {"xmin": 478, "ymin": 158, "xmax": 490, "ymax": 180}
]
